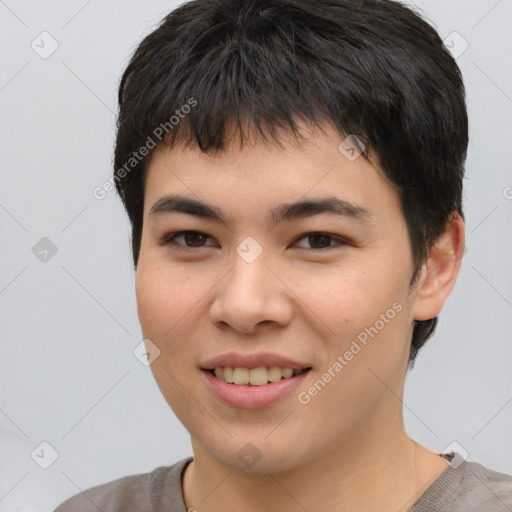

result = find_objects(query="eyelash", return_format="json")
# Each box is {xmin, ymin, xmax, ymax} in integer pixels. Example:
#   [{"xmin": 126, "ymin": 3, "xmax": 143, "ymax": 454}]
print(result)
[{"xmin": 162, "ymin": 231, "xmax": 348, "ymax": 252}]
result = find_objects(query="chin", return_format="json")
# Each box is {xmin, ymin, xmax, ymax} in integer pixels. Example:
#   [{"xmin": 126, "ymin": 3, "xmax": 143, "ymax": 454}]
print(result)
[{"xmin": 204, "ymin": 436, "xmax": 309, "ymax": 475}]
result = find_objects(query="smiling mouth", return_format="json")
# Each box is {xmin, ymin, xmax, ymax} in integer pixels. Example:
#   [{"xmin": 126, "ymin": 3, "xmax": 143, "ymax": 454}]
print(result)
[{"xmin": 205, "ymin": 366, "xmax": 312, "ymax": 386}]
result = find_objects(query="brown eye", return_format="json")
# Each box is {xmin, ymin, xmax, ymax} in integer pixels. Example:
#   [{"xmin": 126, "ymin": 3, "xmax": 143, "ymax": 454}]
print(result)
[
  {"xmin": 293, "ymin": 232, "xmax": 347, "ymax": 250},
  {"xmin": 164, "ymin": 231, "xmax": 214, "ymax": 248}
]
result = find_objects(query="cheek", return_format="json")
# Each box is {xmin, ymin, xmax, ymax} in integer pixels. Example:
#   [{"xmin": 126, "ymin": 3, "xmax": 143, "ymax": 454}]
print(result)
[
  {"xmin": 290, "ymin": 262, "xmax": 412, "ymax": 394},
  {"xmin": 287, "ymin": 262, "xmax": 407, "ymax": 334},
  {"xmin": 135, "ymin": 260, "xmax": 226, "ymax": 376},
  {"xmin": 135, "ymin": 264, "xmax": 203, "ymax": 415},
  {"xmin": 136, "ymin": 261, "xmax": 201, "ymax": 338}
]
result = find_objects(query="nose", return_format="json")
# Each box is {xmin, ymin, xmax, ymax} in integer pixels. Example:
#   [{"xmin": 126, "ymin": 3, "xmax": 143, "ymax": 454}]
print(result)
[{"xmin": 209, "ymin": 252, "xmax": 293, "ymax": 334}]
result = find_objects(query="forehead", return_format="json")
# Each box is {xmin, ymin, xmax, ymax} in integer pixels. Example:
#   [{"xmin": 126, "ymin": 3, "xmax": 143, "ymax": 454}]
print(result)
[{"xmin": 142, "ymin": 121, "xmax": 401, "ymax": 225}]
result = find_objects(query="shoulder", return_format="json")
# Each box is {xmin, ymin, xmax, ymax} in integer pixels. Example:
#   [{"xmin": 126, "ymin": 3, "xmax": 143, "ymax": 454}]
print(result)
[
  {"xmin": 53, "ymin": 457, "xmax": 192, "ymax": 512},
  {"xmin": 410, "ymin": 453, "xmax": 512, "ymax": 512},
  {"xmin": 54, "ymin": 471, "xmax": 153, "ymax": 512},
  {"xmin": 457, "ymin": 459, "xmax": 512, "ymax": 510}
]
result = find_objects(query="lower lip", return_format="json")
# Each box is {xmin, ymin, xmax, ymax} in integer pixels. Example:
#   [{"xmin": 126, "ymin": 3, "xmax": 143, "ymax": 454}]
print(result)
[{"xmin": 202, "ymin": 369, "xmax": 311, "ymax": 409}]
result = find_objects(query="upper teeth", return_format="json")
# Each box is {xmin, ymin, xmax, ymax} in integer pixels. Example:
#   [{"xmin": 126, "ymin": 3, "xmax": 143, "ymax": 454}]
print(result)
[{"xmin": 213, "ymin": 366, "xmax": 307, "ymax": 386}]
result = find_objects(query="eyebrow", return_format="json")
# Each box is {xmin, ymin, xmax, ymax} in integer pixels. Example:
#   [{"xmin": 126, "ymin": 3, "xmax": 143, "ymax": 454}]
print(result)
[{"xmin": 149, "ymin": 195, "xmax": 374, "ymax": 225}]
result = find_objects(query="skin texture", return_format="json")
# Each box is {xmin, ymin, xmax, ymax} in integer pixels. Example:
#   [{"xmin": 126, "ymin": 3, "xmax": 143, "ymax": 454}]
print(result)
[{"xmin": 135, "ymin": 121, "xmax": 465, "ymax": 512}]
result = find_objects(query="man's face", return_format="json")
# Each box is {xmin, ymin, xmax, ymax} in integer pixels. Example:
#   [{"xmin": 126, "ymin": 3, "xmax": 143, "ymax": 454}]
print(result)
[{"xmin": 136, "ymin": 121, "xmax": 421, "ymax": 473}]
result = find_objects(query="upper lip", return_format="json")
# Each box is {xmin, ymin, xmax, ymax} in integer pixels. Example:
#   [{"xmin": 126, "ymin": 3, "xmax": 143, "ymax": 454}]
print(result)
[{"xmin": 201, "ymin": 352, "xmax": 313, "ymax": 371}]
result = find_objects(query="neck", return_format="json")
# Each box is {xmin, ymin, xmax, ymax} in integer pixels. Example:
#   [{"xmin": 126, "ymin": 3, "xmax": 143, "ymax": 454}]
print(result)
[{"xmin": 182, "ymin": 417, "xmax": 449, "ymax": 512}]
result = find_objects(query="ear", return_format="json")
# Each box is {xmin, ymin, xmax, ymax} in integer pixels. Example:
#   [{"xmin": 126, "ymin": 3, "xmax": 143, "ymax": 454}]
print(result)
[{"xmin": 411, "ymin": 212, "xmax": 466, "ymax": 321}]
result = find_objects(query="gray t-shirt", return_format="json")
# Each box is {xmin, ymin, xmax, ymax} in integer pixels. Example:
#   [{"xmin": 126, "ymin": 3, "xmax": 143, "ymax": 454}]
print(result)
[{"xmin": 54, "ymin": 453, "xmax": 512, "ymax": 511}]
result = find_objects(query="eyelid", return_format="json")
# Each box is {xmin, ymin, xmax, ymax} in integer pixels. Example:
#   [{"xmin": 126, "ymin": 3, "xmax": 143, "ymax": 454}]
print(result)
[{"xmin": 163, "ymin": 230, "xmax": 349, "ymax": 251}]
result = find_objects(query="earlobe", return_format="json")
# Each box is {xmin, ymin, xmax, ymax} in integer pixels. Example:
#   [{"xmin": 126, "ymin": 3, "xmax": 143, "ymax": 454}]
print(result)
[{"xmin": 411, "ymin": 212, "xmax": 466, "ymax": 321}]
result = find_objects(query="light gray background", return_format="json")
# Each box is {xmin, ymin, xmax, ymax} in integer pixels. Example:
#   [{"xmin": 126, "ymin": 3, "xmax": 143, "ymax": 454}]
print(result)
[{"xmin": 0, "ymin": 1, "xmax": 511, "ymax": 510}]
